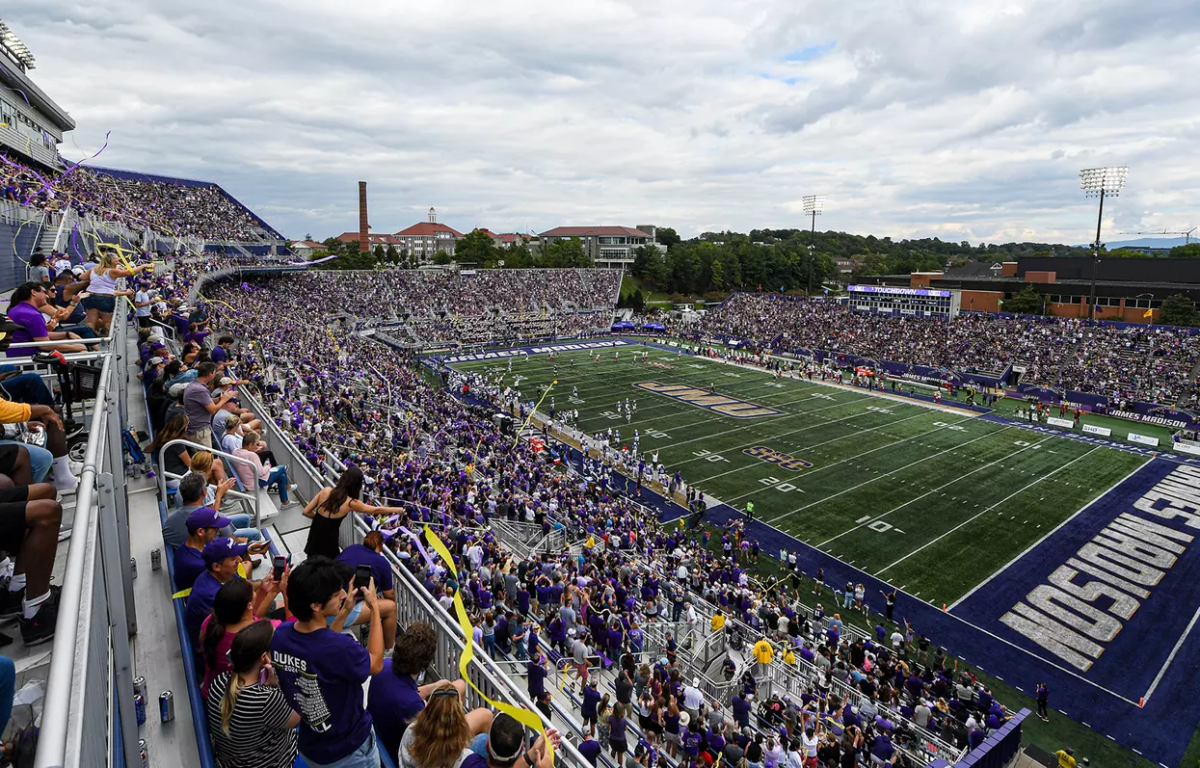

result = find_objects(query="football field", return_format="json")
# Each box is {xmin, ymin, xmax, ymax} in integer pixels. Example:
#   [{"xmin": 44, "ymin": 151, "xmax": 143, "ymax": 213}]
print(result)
[{"xmin": 449, "ymin": 342, "xmax": 1148, "ymax": 607}]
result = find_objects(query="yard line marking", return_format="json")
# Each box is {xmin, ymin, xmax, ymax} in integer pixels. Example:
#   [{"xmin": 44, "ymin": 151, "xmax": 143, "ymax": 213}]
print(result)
[
  {"xmin": 817, "ymin": 434, "xmax": 1054, "ymax": 548},
  {"xmin": 661, "ymin": 395, "xmax": 880, "ymax": 454},
  {"xmin": 875, "ymin": 446, "xmax": 1100, "ymax": 575},
  {"xmin": 690, "ymin": 409, "xmax": 938, "ymax": 483},
  {"xmin": 947, "ymin": 456, "xmax": 1152, "ymax": 610},
  {"xmin": 1141, "ymin": 606, "xmax": 1200, "ymax": 706},
  {"xmin": 573, "ymin": 386, "xmax": 843, "ymax": 436},
  {"xmin": 767, "ymin": 425, "xmax": 1013, "ymax": 526},
  {"xmin": 701, "ymin": 487, "xmax": 1146, "ymax": 708},
  {"xmin": 712, "ymin": 414, "xmax": 977, "ymax": 504}
]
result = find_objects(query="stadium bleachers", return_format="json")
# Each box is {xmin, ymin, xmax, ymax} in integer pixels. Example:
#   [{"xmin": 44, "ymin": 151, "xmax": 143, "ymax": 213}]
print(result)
[{"xmin": 699, "ymin": 292, "xmax": 1200, "ymax": 408}]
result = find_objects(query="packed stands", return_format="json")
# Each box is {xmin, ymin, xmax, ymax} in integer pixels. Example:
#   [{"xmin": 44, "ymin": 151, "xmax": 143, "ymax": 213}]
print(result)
[
  {"xmin": 699, "ymin": 293, "xmax": 1200, "ymax": 406},
  {"xmin": 2, "ymin": 159, "xmax": 282, "ymax": 242},
  {"xmin": 241, "ymin": 269, "xmax": 621, "ymax": 347},
  {"xmin": 134, "ymin": 264, "xmax": 1022, "ymax": 768}
]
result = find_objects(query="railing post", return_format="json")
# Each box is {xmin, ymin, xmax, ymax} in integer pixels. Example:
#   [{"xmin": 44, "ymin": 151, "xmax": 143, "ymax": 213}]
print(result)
[
  {"xmin": 105, "ymin": 381, "xmax": 137, "ymax": 636},
  {"xmin": 98, "ymin": 473, "xmax": 141, "ymax": 768}
]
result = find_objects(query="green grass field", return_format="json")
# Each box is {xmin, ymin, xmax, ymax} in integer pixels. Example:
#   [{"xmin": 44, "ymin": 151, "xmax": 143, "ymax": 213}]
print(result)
[
  {"xmin": 448, "ymin": 341, "xmax": 1200, "ymax": 768},
  {"xmin": 451, "ymin": 343, "xmax": 1148, "ymax": 608}
]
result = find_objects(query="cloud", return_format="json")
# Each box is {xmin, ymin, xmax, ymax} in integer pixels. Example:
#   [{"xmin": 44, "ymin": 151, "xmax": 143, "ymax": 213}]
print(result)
[{"xmin": 7, "ymin": 0, "xmax": 1200, "ymax": 245}]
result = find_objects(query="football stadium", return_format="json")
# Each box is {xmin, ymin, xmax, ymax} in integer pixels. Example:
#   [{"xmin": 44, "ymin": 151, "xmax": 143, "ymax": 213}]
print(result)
[{"xmin": 0, "ymin": 10, "xmax": 1199, "ymax": 768}]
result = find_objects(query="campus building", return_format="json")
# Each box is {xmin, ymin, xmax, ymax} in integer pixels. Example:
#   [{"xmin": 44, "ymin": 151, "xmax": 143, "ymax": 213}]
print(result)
[
  {"xmin": 538, "ymin": 225, "xmax": 660, "ymax": 268},
  {"xmin": 873, "ymin": 256, "xmax": 1200, "ymax": 323}
]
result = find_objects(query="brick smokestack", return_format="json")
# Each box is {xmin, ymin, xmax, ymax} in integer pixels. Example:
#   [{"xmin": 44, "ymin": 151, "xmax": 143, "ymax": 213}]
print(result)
[{"xmin": 358, "ymin": 181, "xmax": 369, "ymax": 252}]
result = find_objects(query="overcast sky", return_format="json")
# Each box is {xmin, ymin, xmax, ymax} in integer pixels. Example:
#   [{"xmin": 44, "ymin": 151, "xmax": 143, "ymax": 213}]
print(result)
[{"xmin": 9, "ymin": 1, "xmax": 1200, "ymax": 244}]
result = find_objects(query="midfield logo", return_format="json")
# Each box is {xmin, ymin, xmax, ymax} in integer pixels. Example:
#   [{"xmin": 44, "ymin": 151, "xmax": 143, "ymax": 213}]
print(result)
[
  {"xmin": 744, "ymin": 445, "xmax": 812, "ymax": 470},
  {"xmin": 634, "ymin": 382, "xmax": 779, "ymax": 418}
]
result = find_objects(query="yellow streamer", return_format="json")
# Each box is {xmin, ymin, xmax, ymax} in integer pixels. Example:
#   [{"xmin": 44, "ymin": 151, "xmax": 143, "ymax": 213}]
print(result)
[
  {"xmin": 423, "ymin": 525, "xmax": 554, "ymax": 762},
  {"xmin": 513, "ymin": 380, "xmax": 556, "ymax": 451}
]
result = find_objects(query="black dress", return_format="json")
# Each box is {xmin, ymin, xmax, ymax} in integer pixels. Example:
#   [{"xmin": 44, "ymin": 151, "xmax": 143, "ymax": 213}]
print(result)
[{"xmin": 304, "ymin": 506, "xmax": 345, "ymax": 559}]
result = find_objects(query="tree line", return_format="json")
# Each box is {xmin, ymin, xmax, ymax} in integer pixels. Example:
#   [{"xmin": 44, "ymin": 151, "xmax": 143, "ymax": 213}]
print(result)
[{"xmin": 314, "ymin": 231, "xmax": 592, "ymax": 270}]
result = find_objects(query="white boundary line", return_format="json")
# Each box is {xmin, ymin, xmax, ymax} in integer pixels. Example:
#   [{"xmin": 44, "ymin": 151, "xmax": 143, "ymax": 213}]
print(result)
[
  {"xmin": 676, "ymin": 403, "xmax": 926, "ymax": 475},
  {"xmin": 699, "ymin": 495, "xmax": 1144, "ymax": 707},
  {"xmin": 876, "ymin": 446, "xmax": 1101, "ymax": 575},
  {"xmin": 767, "ymin": 425, "xmax": 1014, "ymax": 525},
  {"xmin": 816, "ymin": 435, "xmax": 1056, "ymax": 547},
  {"xmin": 692, "ymin": 409, "xmax": 947, "ymax": 485},
  {"xmin": 1142, "ymin": 606, "xmax": 1200, "ymax": 705},
  {"xmin": 947, "ymin": 457, "xmax": 1154, "ymax": 610},
  {"xmin": 661, "ymin": 395, "xmax": 880, "ymax": 454}
]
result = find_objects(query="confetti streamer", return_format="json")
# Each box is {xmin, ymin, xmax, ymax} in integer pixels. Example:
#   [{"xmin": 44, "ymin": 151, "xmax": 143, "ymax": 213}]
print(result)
[
  {"xmin": 22, "ymin": 130, "xmax": 110, "ymax": 207},
  {"xmin": 513, "ymin": 380, "xmax": 556, "ymax": 451},
  {"xmin": 423, "ymin": 525, "xmax": 554, "ymax": 762}
]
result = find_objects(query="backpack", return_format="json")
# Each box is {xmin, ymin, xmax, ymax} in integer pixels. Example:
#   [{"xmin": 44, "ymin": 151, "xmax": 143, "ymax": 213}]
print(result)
[{"xmin": 122, "ymin": 428, "xmax": 150, "ymax": 477}]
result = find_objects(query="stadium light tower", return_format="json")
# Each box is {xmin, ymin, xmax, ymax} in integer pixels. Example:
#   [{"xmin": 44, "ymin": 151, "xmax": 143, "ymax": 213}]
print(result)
[
  {"xmin": 1079, "ymin": 167, "xmax": 1128, "ymax": 320},
  {"xmin": 803, "ymin": 195, "xmax": 825, "ymax": 295}
]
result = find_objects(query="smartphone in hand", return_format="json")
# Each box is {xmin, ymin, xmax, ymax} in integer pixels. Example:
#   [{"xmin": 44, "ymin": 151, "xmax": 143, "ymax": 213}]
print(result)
[{"xmin": 354, "ymin": 565, "xmax": 372, "ymax": 601}]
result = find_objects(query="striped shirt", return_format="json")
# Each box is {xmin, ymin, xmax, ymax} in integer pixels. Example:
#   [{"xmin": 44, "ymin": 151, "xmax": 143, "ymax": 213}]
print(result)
[{"xmin": 206, "ymin": 672, "xmax": 298, "ymax": 768}]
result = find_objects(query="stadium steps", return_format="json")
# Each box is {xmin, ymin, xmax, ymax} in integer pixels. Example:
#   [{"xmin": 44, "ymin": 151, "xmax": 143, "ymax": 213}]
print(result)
[{"xmin": 36, "ymin": 223, "xmax": 60, "ymax": 258}]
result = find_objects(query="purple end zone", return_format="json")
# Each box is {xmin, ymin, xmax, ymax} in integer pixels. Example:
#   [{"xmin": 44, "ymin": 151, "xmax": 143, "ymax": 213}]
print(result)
[
  {"xmin": 676, "ymin": 461, "xmax": 1200, "ymax": 767},
  {"xmin": 952, "ymin": 457, "xmax": 1200, "ymax": 765}
]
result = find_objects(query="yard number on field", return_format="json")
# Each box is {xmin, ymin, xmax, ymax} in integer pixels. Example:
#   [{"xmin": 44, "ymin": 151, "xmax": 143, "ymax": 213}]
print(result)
[
  {"xmin": 758, "ymin": 476, "xmax": 801, "ymax": 494},
  {"xmin": 932, "ymin": 421, "xmax": 966, "ymax": 432},
  {"xmin": 692, "ymin": 449, "xmax": 729, "ymax": 463}
]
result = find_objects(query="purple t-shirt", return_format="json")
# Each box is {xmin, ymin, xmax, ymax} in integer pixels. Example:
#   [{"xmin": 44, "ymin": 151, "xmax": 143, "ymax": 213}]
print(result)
[
  {"xmin": 271, "ymin": 623, "xmax": 373, "ymax": 764},
  {"xmin": 367, "ymin": 660, "xmax": 424, "ymax": 763},
  {"xmin": 579, "ymin": 739, "xmax": 602, "ymax": 766},
  {"xmin": 336, "ymin": 545, "xmax": 395, "ymax": 593},
  {"xmin": 7, "ymin": 302, "xmax": 47, "ymax": 357},
  {"xmin": 173, "ymin": 545, "xmax": 206, "ymax": 595}
]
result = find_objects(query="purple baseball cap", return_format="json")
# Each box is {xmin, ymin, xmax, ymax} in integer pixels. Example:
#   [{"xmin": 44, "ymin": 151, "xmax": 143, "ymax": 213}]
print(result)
[
  {"xmin": 186, "ymin": 506, "xmax": 231, "ymax": 531},
  {"xmin": 202, "ymin": 538, "xmax": 249, "ymax": 564}
]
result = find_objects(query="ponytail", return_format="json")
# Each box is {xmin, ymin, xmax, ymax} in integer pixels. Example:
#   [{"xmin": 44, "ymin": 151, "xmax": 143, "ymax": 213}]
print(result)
[
  {"xmin": 219, "ymin": 620, "xmax": 276, "ymax": 735},
  {"xmin": 220, "ymin": 672, "xmax": 245, "ymax": 735}
]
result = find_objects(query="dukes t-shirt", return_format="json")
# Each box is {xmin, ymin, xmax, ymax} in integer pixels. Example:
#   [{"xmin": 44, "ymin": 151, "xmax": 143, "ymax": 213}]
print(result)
[{"xmin": 272, "ymin": 623, "xmax": 373, "ymax": 764}]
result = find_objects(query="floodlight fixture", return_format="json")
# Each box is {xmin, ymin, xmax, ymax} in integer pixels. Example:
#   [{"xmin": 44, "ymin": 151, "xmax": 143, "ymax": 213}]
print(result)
[
  {"xmin": 1080, "ymin": 166, "xmax": 1129, "ymax": 320},
  {"xmin": 0, "ymin": 21, "xmax": 36, "ymax": 70},
  {"xmin": 803, "ymin": 196, "xmax": 826, "ymax": 295},
  {"xmin": 1079, "ymin": 167, "xmax": 1127, "ymax": 197}
]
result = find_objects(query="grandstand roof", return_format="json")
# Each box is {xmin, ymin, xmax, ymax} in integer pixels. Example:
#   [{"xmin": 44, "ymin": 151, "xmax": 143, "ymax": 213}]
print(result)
[
  {"xmin": 540, "ymin": 226, "xmax": 653, "ymax": 238},
  {"xmin": 0, "ymin": 46, "xmax": 73, "ymax": 133},
  {"xmin": 394, "ymin": 222, "xmax": 464, "ymax": 238}
]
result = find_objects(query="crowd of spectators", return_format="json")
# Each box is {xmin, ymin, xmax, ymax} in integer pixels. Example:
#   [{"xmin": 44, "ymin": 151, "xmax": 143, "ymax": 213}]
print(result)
[
  {"xmin": 239, "ymin": 269, "xmax": 619, "ymax": 347},
  {"xmin": 128, "ymin": 264, "xmax": 1015, "ymax": 768},
  {"xmin": 2, "ymin": 155, "xmax": 278, "ymax": 241},
  {"xmin": 699, "ymin": 294, "xmax": 1200, "ymax": 406}
]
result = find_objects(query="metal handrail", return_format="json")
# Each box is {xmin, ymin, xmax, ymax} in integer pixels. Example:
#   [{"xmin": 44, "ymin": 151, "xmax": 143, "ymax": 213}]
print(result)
[
  {"xmin": 349, "ymin": 513, "xmax": 597, "ymax": 768},
  {"xmin": 34, "ymin": 354, "xmax": 111, "ymax": 768},
  {"xmin": 155, "ymin": 439, "xmax": 263, "ymax": 526}
]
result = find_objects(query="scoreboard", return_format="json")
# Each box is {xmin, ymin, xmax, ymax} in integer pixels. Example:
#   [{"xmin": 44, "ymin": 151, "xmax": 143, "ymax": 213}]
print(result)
[{"xmin": 845, "ymin": 285, "xmax": 960, "ymax": 319}]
